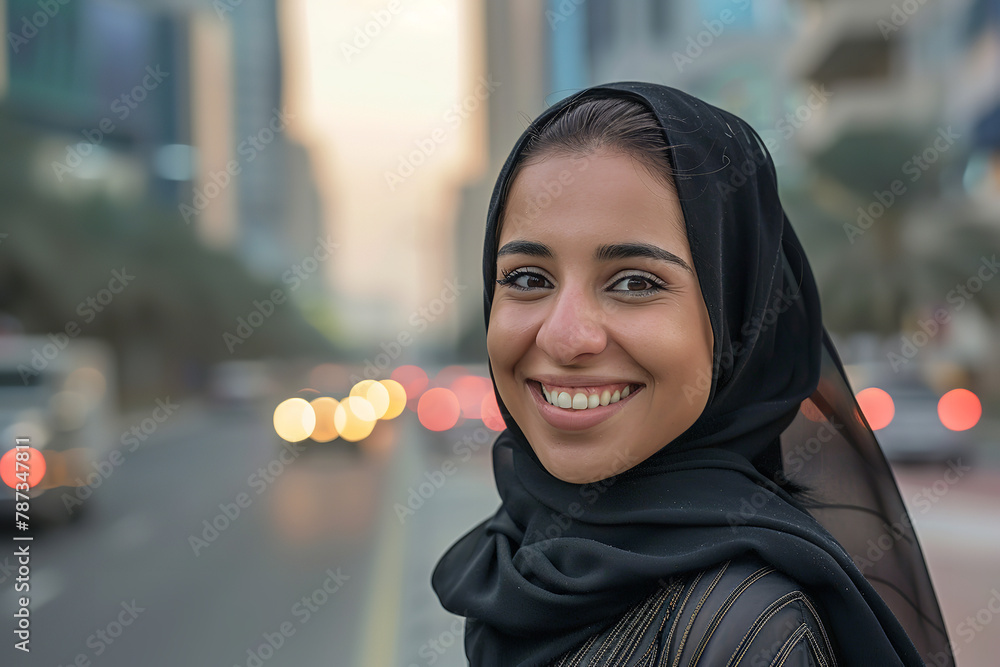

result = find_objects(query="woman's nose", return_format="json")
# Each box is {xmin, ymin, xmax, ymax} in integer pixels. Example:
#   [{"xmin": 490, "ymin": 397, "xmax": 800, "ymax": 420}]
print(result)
[{"xmin": 535, "ymin": 285, "xmax": 608, "ymax": 364}]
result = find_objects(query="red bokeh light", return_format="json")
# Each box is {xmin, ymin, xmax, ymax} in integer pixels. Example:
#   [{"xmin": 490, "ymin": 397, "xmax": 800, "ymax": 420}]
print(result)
[
  {"xmin": 1, "ymin": 447, "xmax": 47, "ymax": 489},
  {"xmin": 418, "ymin": 388, "xmax": 461, "ymax": 431},
  {"xmin": 856, "ymin": 387, "xmax": 894, "ymax": 430},
  {"xmin": 481, "ymin": 391, "xmax": 506, "ymax": 431},
  {"xmin": 451, "ymin": 375, "xmax": 492, "ymax": 419},
  {"xmin": 938, "ymin": 389, "xmax": 981, "ymax": 431},
  {"xmin": 391, "ymin": 365, "xmax": 429, "ymax": 413}
]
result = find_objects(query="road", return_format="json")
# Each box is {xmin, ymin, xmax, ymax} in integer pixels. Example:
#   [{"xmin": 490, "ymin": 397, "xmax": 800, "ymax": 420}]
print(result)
[{"xmin": 0, "ymin": 399, "xmax": 996, "ymax": 666}]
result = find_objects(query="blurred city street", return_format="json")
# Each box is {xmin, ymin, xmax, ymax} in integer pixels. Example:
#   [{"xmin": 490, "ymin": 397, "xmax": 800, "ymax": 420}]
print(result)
[{"xmin": 0, "ymin": 400, "xmax": 997, "ymax": 665}]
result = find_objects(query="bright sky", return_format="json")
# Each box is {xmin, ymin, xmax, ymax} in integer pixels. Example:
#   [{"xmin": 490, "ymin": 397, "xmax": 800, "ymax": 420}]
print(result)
[{"xmin": 280, "ymin": 0, "xmax": 486, "ymax": 341}]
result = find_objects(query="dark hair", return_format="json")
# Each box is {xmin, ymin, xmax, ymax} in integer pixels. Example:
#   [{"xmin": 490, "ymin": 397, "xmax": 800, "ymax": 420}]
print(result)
[{"xmin": 497, "ymin": 96, "xmax": 676, "ymax": 230}]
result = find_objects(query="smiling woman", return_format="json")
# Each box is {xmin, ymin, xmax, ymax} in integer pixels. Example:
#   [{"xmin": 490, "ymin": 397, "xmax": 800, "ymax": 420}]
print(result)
[
  {"xmin": 489, "ymin": 149, "xmax": 713, "ymax": 485},
  {"xmin": 432, "ymin": 83, "xmax": 955, "ymax": 666}
]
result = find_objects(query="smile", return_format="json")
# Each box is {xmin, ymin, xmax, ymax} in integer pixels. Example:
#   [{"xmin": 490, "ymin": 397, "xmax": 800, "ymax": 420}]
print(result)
[{"xmin": 526, "ymin": 379, "xmax": 644, "ymax": 431}]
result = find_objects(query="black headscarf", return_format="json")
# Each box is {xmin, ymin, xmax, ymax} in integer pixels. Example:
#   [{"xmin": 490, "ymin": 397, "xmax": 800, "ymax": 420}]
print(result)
[{"xmin": 432, "ymin": 82, "xmax": 954, "ymax": 666}]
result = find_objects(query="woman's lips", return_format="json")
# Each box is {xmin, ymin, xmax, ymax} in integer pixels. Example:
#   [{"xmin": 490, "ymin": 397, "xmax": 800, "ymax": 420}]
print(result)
[{"xmin": 526, "ymin": 380, "xmax": 643, "ymax": 431}]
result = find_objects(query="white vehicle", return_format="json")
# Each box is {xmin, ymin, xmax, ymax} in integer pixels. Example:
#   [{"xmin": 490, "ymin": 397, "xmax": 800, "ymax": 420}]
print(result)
[{"xmin": 0, "ymin": 335, "xmax": 117, "ymax": 524}]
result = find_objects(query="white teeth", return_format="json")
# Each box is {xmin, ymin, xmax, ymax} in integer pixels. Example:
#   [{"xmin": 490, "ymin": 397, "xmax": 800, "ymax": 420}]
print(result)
[
  {"xmin": 539, "ymin": 383, "xmax": 638, "ymax": 410},
  {"xmin": 557, "ymin": 392, "xmax": 572, "ymax": 409}
]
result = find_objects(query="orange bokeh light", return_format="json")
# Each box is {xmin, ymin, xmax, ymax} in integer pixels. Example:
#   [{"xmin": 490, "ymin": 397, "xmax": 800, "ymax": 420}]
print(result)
[
  {"xmin": 451, "ymin": 375, "xmax": 492, "ymax": 419},
  {"xmin": 481, "ymin": 391, "xmax": 506, "ymax": 431},
  {"xmin": 1, "ymin": 447, "xmax": 47, "ymax": 489},
  {"xmin": 417, "ymin": 388, "xmax": 461, "ymax": 431},
  {"xmin": 937, "ymin": 389, "xmax": 981, "ymax": 431},
  {"xmin": 856, "ymin": 387, "xmax": 894, "ymax": 430}
]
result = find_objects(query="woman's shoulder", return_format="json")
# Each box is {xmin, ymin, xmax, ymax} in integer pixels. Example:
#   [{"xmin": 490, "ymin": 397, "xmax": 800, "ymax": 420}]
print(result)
[{"xmin": 549, "ymin": 556, "xmax": 838, "ymax": 667}]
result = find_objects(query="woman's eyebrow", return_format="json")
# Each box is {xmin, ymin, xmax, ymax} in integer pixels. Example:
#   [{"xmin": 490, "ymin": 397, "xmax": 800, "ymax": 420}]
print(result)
[
  {"xmin": 595, "ymin": 242, "xmax": 693, "ymax": 273},
  {"xmin": 497, "ymin": 240, "xmax": 552, "ymax": 258}
]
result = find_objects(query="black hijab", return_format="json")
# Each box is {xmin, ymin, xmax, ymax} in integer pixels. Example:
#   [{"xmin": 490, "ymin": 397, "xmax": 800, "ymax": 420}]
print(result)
[{"xmin": 432, "ymin": 82, "xmax": 954, "ymax": 666}]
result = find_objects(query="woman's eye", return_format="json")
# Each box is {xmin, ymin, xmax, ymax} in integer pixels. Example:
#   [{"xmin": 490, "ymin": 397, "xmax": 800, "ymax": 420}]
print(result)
[
  {"xmin": 497, "ymin": 269, "xmax": 551, "ymax": 291},
  {"xmin": 609, "ymin": 274, "xmax": 664, "ymax": 293}
]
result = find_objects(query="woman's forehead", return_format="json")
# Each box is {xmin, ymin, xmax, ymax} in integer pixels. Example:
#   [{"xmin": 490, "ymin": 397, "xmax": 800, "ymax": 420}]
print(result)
[{"xmin": 498, "ymin": 151, "xmax": 692, "ymax": 260}]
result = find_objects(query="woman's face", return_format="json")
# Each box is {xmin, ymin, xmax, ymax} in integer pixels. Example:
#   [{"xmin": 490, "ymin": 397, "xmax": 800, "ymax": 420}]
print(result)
[{"xmin": 488, "ymin": 150, "xmax": 714, "ymax": 484}]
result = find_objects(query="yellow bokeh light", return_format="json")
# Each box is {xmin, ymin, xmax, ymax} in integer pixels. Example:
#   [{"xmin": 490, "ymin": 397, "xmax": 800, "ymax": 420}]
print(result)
[
  {"xmin": 351, "ymin": 379, "xmax": 390, "ymax": 419},
  {"xmin": 334, "ymin": 396, "xmax": 377, "ymax": 442},
  {"xmin": 273, "ymin": 398, "xmax": 316, "ymax": 442},
  {"xmin": 379, "ymin": 379, "xmax": 406, "ymax": 420},
  {"xmin": 309, "ymin": 397, "xmax": 341, "ymax": 442}
]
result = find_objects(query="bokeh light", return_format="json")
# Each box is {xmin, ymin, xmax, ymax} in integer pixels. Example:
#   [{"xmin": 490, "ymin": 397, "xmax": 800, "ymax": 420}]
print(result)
[
  {"xmin": 392, "ymin": 365, "xmax": 429, "ymax": 412},
  {"xmin": 856, "ymin": 387, "xmax": 894, "ymax": 430},
  {"xmin": 1, "ymin": 446, "xmax": 47, "ymax": 489},
  {"xmin": 937, "ymin": 388, "xmax": 982, "ymax": 431},
  {"xmin": 309, "ymin": 397, "xmax": 341, "ymax": 442},
  {"xmin": 451, "ymin": 374, "xmax": 491, "ymax": 419},
  {"xmin": 418, "ymin": 387, "xmax": 461, "ymax": 431},
  {"xmin": 334, "ymin": 396, "xmax": 377, "ymax": 441},
  {"xmin": 351, "ymin": 380, "xmax": 391, "ymax": 419},
  {"xmin": 379, "ymin": 379, "xmax": 407, "ymax": 420},
  {"xmin": 65, "ymin": 366, "xmax": 107, "ymax": 409},
  {"xmin": 273, "ymin": 398, "xmax": 317, "ymax": 443},
  {"xmin": 481, "ymin": 391, "xmax": 506, "ymax": 431}
]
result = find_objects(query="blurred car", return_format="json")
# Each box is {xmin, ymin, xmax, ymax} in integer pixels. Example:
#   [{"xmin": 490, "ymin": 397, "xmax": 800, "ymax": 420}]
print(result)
[
  {"xmin": 0, "ymin": 335, "xmax": 118, "ymax": 525},
  {"xmin": 844, "ymin": 362, "xmax": 978, "ymax": 465}
]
